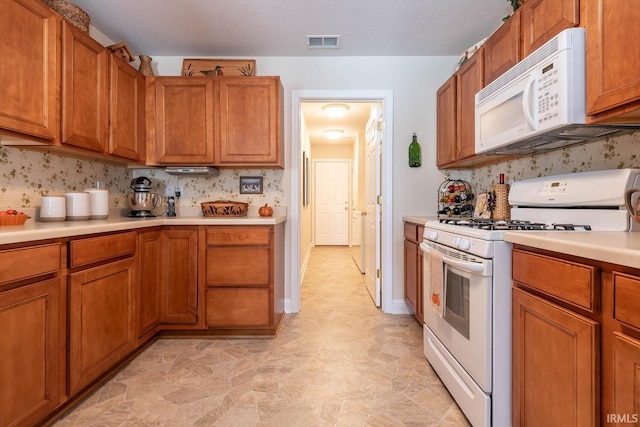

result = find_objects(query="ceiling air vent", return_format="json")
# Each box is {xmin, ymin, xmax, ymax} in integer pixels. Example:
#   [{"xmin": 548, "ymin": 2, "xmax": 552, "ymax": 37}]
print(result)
[{"xmin": 306, "ymin": 35, "xmax": 340, "ymax": 49}]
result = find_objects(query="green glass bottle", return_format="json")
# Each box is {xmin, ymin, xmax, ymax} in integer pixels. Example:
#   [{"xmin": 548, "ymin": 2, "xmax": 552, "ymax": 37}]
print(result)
[{"xmin": 408, "ymin": 133, "xmax": 421, "ymax": 167}]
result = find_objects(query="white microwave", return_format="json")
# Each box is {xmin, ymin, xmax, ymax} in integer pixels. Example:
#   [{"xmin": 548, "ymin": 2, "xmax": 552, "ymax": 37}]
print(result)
[{"xmin": 474, "ymin": 28, "xmax": 631, "ymax": 155}]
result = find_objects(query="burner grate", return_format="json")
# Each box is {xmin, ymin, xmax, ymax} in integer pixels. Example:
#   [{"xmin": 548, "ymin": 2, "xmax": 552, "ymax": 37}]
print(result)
[{"xmin": 439, "ymin": 218, "xmax": 592, "ymax": 231}]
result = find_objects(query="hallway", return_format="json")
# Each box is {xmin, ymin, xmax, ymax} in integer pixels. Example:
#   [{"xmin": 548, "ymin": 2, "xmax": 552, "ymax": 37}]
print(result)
[{"xmin": 54, "ymin": 246, "xmax": 469, "ymax": 426}]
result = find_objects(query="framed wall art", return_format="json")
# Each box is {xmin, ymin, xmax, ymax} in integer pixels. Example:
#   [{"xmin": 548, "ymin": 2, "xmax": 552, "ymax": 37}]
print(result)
[
  {"xmin": 302, "ymin": 151, "xmax": 309, "ymax": 206},
  {"xmin": 239, "ymin": 176, "xmax": 263, "ymax": 194}
]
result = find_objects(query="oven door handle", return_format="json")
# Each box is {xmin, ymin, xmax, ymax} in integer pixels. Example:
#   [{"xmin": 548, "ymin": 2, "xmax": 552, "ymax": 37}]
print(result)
[{"xmin": 420, "ymin": 242, "xmax": 485, "ymax": 273}]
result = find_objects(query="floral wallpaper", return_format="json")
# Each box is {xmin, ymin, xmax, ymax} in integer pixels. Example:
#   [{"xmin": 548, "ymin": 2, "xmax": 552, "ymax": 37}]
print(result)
[
  {"xmin": 451, "ymin": 131, "xmax": 640, "ymax": 194},
  {"xmin": 0, "ymin": 146, "xmax": 131, "ymax": 208},
  {"xmin": 131, "ymin": 168, "xmax": 285, "ymax": 208},
  {"xmin": 0, "ymin": 146, "xmax": 285, "ymax": 211}
]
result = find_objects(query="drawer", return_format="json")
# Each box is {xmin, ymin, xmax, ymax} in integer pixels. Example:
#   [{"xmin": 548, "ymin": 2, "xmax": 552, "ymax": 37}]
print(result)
[
  {"xmin": 206, "ymin": 288, "xmax": 271, "ymax": 328},
  {"xmin": 206, "ymin": 226, "xmax": 270, "ymax": 246},
  {"xmin": 69, "ymin": 232, "xmax": 136, "ymax": 268},
  {"xmin": 0, "ymin": 243, "xmax": 62, "ymax": 284},
  {"xmin": 613, "ymin": 272, "xmax": 640, "ymax": 330},
  {"xmin": 206, "ymin": 247, "xmax": 270, "ymax": 286},
  {"xmin": 512, "ymin": 249, "xmax": 598, "ymax": 312},
  {"xmin": 404, "ymin": 223, "xmax": 419, "ymax": 242}
]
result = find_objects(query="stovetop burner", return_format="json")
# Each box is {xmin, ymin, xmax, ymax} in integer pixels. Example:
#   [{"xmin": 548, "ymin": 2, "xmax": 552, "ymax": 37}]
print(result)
[{"xmin": 439, "ymin": 218, "xmax": 592, "ymax": 231}]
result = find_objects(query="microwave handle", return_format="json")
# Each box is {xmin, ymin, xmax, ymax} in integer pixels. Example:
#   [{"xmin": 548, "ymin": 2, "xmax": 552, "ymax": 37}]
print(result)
[{"xmin": 522, "ymin": 71, "xmax": 538, "ymax": 130}]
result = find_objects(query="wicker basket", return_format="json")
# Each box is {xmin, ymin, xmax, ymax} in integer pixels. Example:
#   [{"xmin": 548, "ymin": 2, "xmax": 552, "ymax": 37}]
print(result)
[
  {"xmin": 41, "ymin": 0, "xmax": 90, "ymax": 33},
  {"xmin": 492, "ymin": 184, "xmax": 511, "ymax": 220},
  {"xmin": 0, "ymin": 213, "xmax": 29, "ymax": 226},
  {"xmin": 201, "ymin": 200, "xmax": 248, "ymax": 217}
]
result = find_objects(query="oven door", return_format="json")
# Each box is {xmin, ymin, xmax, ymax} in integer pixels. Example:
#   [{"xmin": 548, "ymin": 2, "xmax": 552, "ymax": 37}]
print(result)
[{"xmin": 420, "ymin": 240, "xmax": 492, "ymax": 392}]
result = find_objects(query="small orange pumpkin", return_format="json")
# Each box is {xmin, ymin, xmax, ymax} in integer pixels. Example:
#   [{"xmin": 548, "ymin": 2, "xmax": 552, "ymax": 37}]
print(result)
[{"xmin": 259, "ymin": 204, "xmax": 273, "ymax": 217}]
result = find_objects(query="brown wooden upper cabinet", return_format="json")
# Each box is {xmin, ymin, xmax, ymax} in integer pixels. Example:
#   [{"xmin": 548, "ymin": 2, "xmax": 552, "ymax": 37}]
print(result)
[
  {"xmin": 436, "ymin": 75, "xmax": 457, "ymax": 167},
  {"xmin": 149, "ymin": 77, "xmax": 216, "ymax": 165},
  {"xmin": 61, "ymin": 21, "xmax": 109, "ymax": 153},
  {"xmin": 456, "ymin": 50, "xmax": 484, "ymax": 161},
  {"xmin": 217, "ymin": 77, "xmax": 283, "ymax": 168},
  {"xmin": 520, "ymin": 0, "xmax": 579, "ymax": 57},
  {"xmin": 483, "ymin": 10, "xmax": 521, "ymax": 85},
  {"xmin": 148, "ymin": 76, "xmax": 284, "ymax": 168},
  {"xmin": 586, "ymin": 0, "xmax": 640, "ymax": 123},
  {"xmin": 109, "ymin": 55, "xmax": 146, "ymax": 163},
  {"xmin": 0, "ymin": 0, "xmax": 59, "ymax": 143},
  {"xmin": 437, "ymin": 50, "xmax": 501, "ymax": 169}
]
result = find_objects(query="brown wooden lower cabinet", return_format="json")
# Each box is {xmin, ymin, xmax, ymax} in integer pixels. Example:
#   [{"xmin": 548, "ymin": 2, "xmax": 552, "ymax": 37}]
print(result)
[
  {"xmin": 403, "ymin": 222, "xmax": 423, "ymax": 323},
  {"xmin": 512, "ymin": 245, "xmax": 640, "ymax": 426},
  {"xmin": 137, "ymin": 229, "xmax": 162, "ymax": 339},
  {"xmin": 0, "ymin": 277, "xmax": 64, "ymax": 427},
  {"xmin": 68, "ymin": 232, "xmax": 137, "ymax": 396},
  {"xmin": 201, "ymin": 224, "xmax": 284, "ymax": 333},
  {"xmin": 0, "ymin": 222, "xmax": 285, "ymax": 425},
  {"xmin": 512, "ymin": 287, "xmax": 599, "ymax": 426},
  {"xmin": 160, "ymin": 227, "xmax": 198, "ymax": 324}
]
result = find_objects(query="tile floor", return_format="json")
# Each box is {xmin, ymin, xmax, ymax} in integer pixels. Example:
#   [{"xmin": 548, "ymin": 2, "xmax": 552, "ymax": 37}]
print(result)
[{"xmin": 54, "ymin": 246, "xmax": 470, "ymax": 426}]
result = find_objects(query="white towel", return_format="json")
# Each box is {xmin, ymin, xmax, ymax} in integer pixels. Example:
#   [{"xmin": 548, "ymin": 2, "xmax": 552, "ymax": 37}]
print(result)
[{"xmin": 428, "ymin": 249, "xmax": 445, "ymax": 317}]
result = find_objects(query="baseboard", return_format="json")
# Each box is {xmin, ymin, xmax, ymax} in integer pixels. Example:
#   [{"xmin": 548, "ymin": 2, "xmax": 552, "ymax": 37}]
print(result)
[{"xmin": 392, "ymin": 298, "xmax": 412, "ymax": 315}]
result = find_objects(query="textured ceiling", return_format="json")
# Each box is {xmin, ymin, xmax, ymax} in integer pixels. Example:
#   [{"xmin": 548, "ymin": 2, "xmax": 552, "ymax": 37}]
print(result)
[{"xmin": 71, "ymin": 0, "xmax": 511, "ymax": 57}]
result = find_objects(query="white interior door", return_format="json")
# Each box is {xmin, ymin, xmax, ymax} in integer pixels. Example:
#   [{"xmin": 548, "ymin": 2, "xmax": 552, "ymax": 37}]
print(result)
[
  {"xmin": 364, "ymin": 107, "xmax": 381, "ymax": 306},
  {"xmin": 314, "ymin": 160, "xmax": 350, "ymax": 245}
]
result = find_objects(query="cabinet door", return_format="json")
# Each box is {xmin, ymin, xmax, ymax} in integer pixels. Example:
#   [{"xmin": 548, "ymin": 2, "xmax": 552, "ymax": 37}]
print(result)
[
  {"xmin": 109, "ymin": 55, "xmax": 145, "ymax": 162},
  {"xmin": 216, "ymin": 77, "xmax": 283, "ymax": 167},
  {"xmin": 0, "ymin": 0, "xmax": 58, "ymax": 142},
  {"xmin": 456, "ymin": 49, "xmax": 484, "ymax": 160},
  {"xmin": 161, "ymin": 228, "xmax": 198, "ymax": 324},
  {"xmin": 69, "ymin": 258, "xmax": 136, "ymax": 395},
  {"xmin": 436, "ymin": 75, "xmax": 457, "ymax": 167},
  {"xmin": 61, "ymin": 22, "xmax": 109, "ymax": 153},
  {"xmin": 512, "ymin": 288, "xmax": 599, "ymax": 427},
  {"xmin": 484, "ymin": 11, "xmax": 521, "ymax": 85},
  {"xmin": 404, "ymin": 239, "xmax": 418, "ymax": 318},
  {"xmin": 138, "ymin": 230, "xmax": 161, "ymax": 337},
  {"xmin": 0, "ymin": 278, "xmax": 63, "ymax": 427},
  {"xmin": 586, "ymin": 0, "xmax": 640, "ymax": 118},
  {"xmin": 606, "ymin": 332, "xmax": 640, "ymax": 425},
  {"xmin": 153, "ymin": 77, "xmax": 215, "ymax": 164},
  {"xmin": 521, "ymin": 0, "xmax": 579, "ymax": 57}
]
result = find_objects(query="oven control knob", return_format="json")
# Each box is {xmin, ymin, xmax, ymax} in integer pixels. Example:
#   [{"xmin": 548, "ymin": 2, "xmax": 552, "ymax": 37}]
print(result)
[
  {"xmin": 452, "ymin": 237, "xmax": 461, "ymax": 247},
  {"xmin": 426, "ymin": 230, "xmax": 438, "ymax": 240},
  {"xmin": 459, "ymin": 239, "xmax": 471, "ymax": 250}
]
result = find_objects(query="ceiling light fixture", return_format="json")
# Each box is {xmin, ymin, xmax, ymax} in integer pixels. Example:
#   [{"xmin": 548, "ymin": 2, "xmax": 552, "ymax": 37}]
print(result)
[
  {"xmin": 324, "ymin": 129, "xmax": 344, "ymax": 140},
  {"xmin": 322, "ymin": 104, "xmax": 350, "ymax": 119}
]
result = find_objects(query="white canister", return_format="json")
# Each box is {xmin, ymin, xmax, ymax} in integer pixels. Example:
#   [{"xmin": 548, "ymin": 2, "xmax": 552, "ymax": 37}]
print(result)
[
  {"xmin": 85, "ymin": 188, "xmax": 109, "ymax": 219},
  {"xmin": 65, "ymin": 192, "xmax": 91, "ymax": 221},
  {"xmin": 40, "ymin": 195, "xmax": 66, "ymax": 222}
]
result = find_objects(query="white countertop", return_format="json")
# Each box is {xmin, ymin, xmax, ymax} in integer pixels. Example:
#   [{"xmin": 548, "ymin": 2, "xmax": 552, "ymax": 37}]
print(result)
[
  {"xmin": 505, "ymin": 231, "xmax": 640, "ymax": 270},
  {"xmin": 402, "ymin": 216, "xmax": 438, "ymax": 225},
  {"xmin": 0, "ymin": 207, "xmax": 287, "ymax": 245}
]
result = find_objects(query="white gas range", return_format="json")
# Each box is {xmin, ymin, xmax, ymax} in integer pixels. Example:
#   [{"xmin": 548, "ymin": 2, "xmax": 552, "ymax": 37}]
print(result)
[{"xmin": 420, "ymin": 168, "xmax": 640, "ymax": 427}]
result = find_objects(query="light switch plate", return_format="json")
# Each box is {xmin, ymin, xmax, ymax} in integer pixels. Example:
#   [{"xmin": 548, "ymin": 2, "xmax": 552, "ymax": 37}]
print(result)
[{"xmin": 165, "ymin": 185, "xmax": 174, "ymax": 197}]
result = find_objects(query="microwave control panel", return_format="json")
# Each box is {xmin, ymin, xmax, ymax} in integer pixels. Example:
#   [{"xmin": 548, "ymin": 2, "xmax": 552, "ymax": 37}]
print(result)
[{"xmin": 536, "ymin": 63, "xmax": 561, "ymax": 124}]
